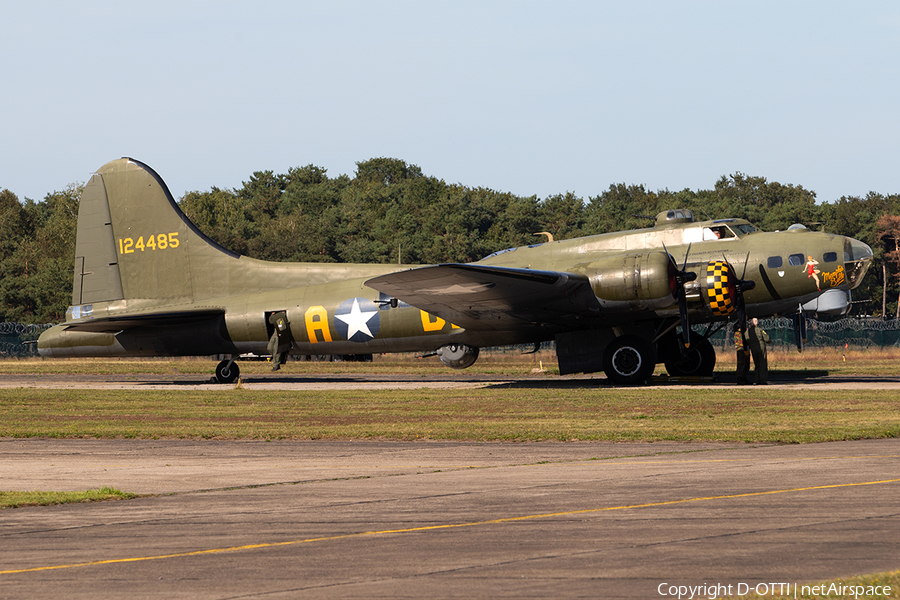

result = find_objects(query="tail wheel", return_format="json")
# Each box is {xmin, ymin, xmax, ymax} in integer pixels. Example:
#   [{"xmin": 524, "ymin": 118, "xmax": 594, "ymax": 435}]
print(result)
[
  {"xmin": 602, "ymin": 335, "xmax": 655, "ymax": 385},
  {"xmin": 215, "ymin": 359, "xmax": 240, "ymax": 384}
]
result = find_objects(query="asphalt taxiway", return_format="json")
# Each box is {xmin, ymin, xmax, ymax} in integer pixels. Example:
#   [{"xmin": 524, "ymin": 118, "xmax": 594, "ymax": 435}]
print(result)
[{"xmin": 2, "ymin": 438, "xmax": 899, "ymax": 599}]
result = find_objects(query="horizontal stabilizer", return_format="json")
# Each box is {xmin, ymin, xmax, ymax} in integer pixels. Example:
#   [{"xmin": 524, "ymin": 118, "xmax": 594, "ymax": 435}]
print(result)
[{"xmin": 62, "ymin": 309, "xmax": 225, "ymax": 333}]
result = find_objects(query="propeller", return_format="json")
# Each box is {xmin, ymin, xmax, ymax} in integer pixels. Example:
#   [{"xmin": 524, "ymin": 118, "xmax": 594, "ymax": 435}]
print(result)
[
  {"xmin": 664, "ymin": 247, "xmax": 756, "ymax": 352},
  {"xmin": 792, "ymin": 304, "xmax": 807, "ymax": 352},
  {"xmin": 698, "ymin": 253, "xmax": 756, "ymax": 352},
  {"xmin": 725, "ymin": 252, "xmax": 756, "ymax": 344},
  {"xmin": 663, "ymin": 243, "xmax": 697, "ymax": 349}
]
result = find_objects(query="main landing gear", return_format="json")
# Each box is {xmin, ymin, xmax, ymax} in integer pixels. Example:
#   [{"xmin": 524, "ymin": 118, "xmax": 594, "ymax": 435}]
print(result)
[
  {"xmin": 661, "ymin": 332, "xmax": 717, "ymax": 378},
  {"xmin": 600, "ymin": 331, "xmax": 717, "ymax": 385},
  {"xmin": 602, "ymin": 335, "xmax": 656, "ymax": 385}
]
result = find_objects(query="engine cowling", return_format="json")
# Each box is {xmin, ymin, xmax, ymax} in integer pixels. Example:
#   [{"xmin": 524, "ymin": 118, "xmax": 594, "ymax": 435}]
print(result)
[
  {"xmin": 701, "ymin": 260, "xmax": 739, "ymax": 316},
  {"xmin": 680, "ymin": 259, "xmax": 739, "ymax": 317},
  {"xmin": 582, "ymin": 251, "xmax": 677, "ymax": 311}
]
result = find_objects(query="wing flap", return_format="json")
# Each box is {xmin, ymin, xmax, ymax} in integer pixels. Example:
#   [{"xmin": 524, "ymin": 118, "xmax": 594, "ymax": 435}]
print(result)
[{"xmin": 367, "ymin": 264, "xmax": 600, "ymax": 331}]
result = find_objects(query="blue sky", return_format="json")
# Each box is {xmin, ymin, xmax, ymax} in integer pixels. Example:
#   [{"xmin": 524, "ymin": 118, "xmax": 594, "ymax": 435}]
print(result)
[{"xmin": 3, "ymin": 1, "xmax": 899, "ymax": 205}]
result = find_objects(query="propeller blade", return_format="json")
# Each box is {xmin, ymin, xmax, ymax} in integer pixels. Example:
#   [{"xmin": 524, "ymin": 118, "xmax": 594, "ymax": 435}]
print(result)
[
  {"xmin": 720, "ymin": 252, "xmax": 755, "ymax": 336},
  {"xmin": 678, "ymin": 286, "xmax": 691, "ymax": 349},
  {"xmin": 792, "ymin": 305, "xmax": 807, "ymax": 352},
  {"xmin": 663, "ymin": 243, "xmax": 697, "ymax": 349},
  {"xmin": 682, "ymin": 243, "xmax": 692, "ymax": 272}
]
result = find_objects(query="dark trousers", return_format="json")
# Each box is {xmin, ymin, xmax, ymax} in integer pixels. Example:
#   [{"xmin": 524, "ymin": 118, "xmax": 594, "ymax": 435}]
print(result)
[
  {"xmin": 736, "ymin": 349, "xmax": 751, "ymax": 383},
  {"xmin": 750, "ymin": 347, "xmax": 768, "ymax": 384},
  {"xmin": 268, "ymin": 331, "xmax": 288, "ymax": 370}
]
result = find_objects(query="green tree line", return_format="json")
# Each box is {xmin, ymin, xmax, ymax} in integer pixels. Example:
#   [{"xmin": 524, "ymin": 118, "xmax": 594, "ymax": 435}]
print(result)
[{"xmin": 3, "ymin": 157, "xmax": 900, "ymax": 323}]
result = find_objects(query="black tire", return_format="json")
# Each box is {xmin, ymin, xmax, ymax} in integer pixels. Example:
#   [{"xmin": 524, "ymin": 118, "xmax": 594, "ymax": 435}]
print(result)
[
  {"xmin": 215, "ymin": 360, "xmax": 240, "ymax": 384},
  {"xmin": 602, "ymin": 335, "xmax": 655, "ymax": 385},
  {"xmin": 664, "ymin": 335, "xmax": 716, "ymax": 377}
]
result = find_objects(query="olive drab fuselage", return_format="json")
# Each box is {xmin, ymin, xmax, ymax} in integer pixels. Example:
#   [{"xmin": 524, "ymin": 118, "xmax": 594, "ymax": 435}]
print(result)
[{"xmin": 38, "ymin": 159, "xmax": 874, "ymax": 384}]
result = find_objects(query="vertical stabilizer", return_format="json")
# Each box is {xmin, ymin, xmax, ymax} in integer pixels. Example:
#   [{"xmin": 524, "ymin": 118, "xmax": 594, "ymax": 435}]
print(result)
[{"xmin": 87, "ymin": 158, "xmax": 240, "ymax": 305}]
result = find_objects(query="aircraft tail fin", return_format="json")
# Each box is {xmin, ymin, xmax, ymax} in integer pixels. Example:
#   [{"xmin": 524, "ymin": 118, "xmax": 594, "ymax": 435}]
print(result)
[{"xmin": 73, "ymin": 158, "xmax": 238, "ymax": 307}]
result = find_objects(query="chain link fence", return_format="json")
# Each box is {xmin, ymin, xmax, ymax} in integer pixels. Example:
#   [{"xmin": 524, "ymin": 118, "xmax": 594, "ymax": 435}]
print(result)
[
  {"xmin": 709, "ymin": 318, "xmax": 900, "ymax": 351},
  {"xmin": 0, "ymin": 323, "xmax": 53, "ymax": 357}
]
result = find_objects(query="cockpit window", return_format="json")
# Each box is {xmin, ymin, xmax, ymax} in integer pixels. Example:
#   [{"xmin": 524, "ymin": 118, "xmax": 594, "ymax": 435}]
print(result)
[
  {"xmin": 709, "ymin": 225, "xmax": 734, "ymax": 239},
  {"xmin": 734, "ymin": 224, "xmax": 758, "ymax": 235},
  {"xmin": 788, "ymin": 254, "xmax": 805, "ymax": 267},
  {"xmin": 767, "ymin": 256, "xmax": 783, "ymax": 268}
]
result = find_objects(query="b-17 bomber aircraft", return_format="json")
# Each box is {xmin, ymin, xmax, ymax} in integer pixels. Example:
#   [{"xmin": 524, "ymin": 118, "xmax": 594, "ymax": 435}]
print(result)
[{"xmin": 38, "ymin": 158, "xmax": 874, "ymax": 384}]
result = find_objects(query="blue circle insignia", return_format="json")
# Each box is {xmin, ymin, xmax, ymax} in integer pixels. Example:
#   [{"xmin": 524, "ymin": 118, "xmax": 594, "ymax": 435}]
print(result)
[{"xmin": 334, "ymin": 297, "xmax": 381, "ymax": 342}]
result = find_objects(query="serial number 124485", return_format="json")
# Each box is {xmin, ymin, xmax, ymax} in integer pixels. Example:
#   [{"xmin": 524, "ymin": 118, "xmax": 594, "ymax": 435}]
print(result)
[{"xmin": 118, "ymin": 233, "xmax": 180, "ymax": 254}]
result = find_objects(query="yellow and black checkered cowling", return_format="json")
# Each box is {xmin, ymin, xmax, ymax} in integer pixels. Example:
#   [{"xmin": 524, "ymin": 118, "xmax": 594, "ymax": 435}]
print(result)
[{"xmin": 705, "ymin": 260, "xmax": 737, "ymax": 316}]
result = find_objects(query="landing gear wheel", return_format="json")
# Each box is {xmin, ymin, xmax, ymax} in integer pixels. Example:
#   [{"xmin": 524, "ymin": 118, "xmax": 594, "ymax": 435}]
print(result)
[
  {"xmin": 602, "ymin": 335, "xmax": 655, "ymax": 385},
  {"xmin": 215, "ymin": 359, "xmax": 240, "ymax": 384},
  {"xmin": 664, "ymin": 335, "xmax": 716, "ymax": 377}
]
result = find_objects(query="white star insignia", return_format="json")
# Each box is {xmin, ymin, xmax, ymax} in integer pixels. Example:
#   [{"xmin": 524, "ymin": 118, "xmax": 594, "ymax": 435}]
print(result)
[{"xmin": 335, "ymin": 298, "xmax": 378, "ymax": 340}]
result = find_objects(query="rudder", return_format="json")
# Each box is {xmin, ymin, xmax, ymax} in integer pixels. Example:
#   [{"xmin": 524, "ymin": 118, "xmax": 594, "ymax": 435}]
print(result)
[{"xmin": 73, "ymin": 171, "xmax": 124, "ymax": 304}]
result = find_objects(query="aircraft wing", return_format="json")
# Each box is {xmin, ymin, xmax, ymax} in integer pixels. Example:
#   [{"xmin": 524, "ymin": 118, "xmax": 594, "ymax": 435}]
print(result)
[
  {"xmin": 367, "ymin": 264, "xmax": 600, "ymax": 331},
  {"xmin": 59, "ymin": 309, "xmax": 225, "ymax": 332}
]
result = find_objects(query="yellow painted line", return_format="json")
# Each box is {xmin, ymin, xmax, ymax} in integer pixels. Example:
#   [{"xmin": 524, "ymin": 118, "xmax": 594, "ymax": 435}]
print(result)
[
  {"xmin": 582, "ymin": 454, "xmax": 900, "ymax": 466},
  {"xmin": 3, "ymin": 477, "xmax": 899, "ymax": 576}
]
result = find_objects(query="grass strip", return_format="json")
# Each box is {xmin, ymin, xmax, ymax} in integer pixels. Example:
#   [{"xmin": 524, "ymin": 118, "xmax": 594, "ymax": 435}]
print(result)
[
  {"xmin": 1, "ymin": 387, "xmax": 898, "ymax": 442},
  {"xmin": 0, "ymin": 487, "xmax": 138, "ymax": 509}
]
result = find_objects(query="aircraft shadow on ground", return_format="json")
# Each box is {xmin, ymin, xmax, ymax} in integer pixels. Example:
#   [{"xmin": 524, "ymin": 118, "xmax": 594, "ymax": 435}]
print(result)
[{"xmin": 148, "ymin": 368, "xmax": 879, "ymax": 389}]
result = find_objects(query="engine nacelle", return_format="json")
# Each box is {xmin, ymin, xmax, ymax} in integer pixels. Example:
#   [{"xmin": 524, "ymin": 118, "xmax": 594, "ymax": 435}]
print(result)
[
  {"xmin": 437, "ymin": 344, "xmax": 479, "ymax": 369},
  {"xmin": 581, "ymin": 251, "xmax": 677, "ymax": 311}
]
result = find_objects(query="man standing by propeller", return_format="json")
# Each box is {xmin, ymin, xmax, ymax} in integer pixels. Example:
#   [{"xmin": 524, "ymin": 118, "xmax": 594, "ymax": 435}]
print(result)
[
  {"xmin": 734, "ymin": 326, "xmax": 751, "ymax": 384},
  {"xmin": 747, "ymin": 318, "xmax": 774, "ymax": 385}
]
